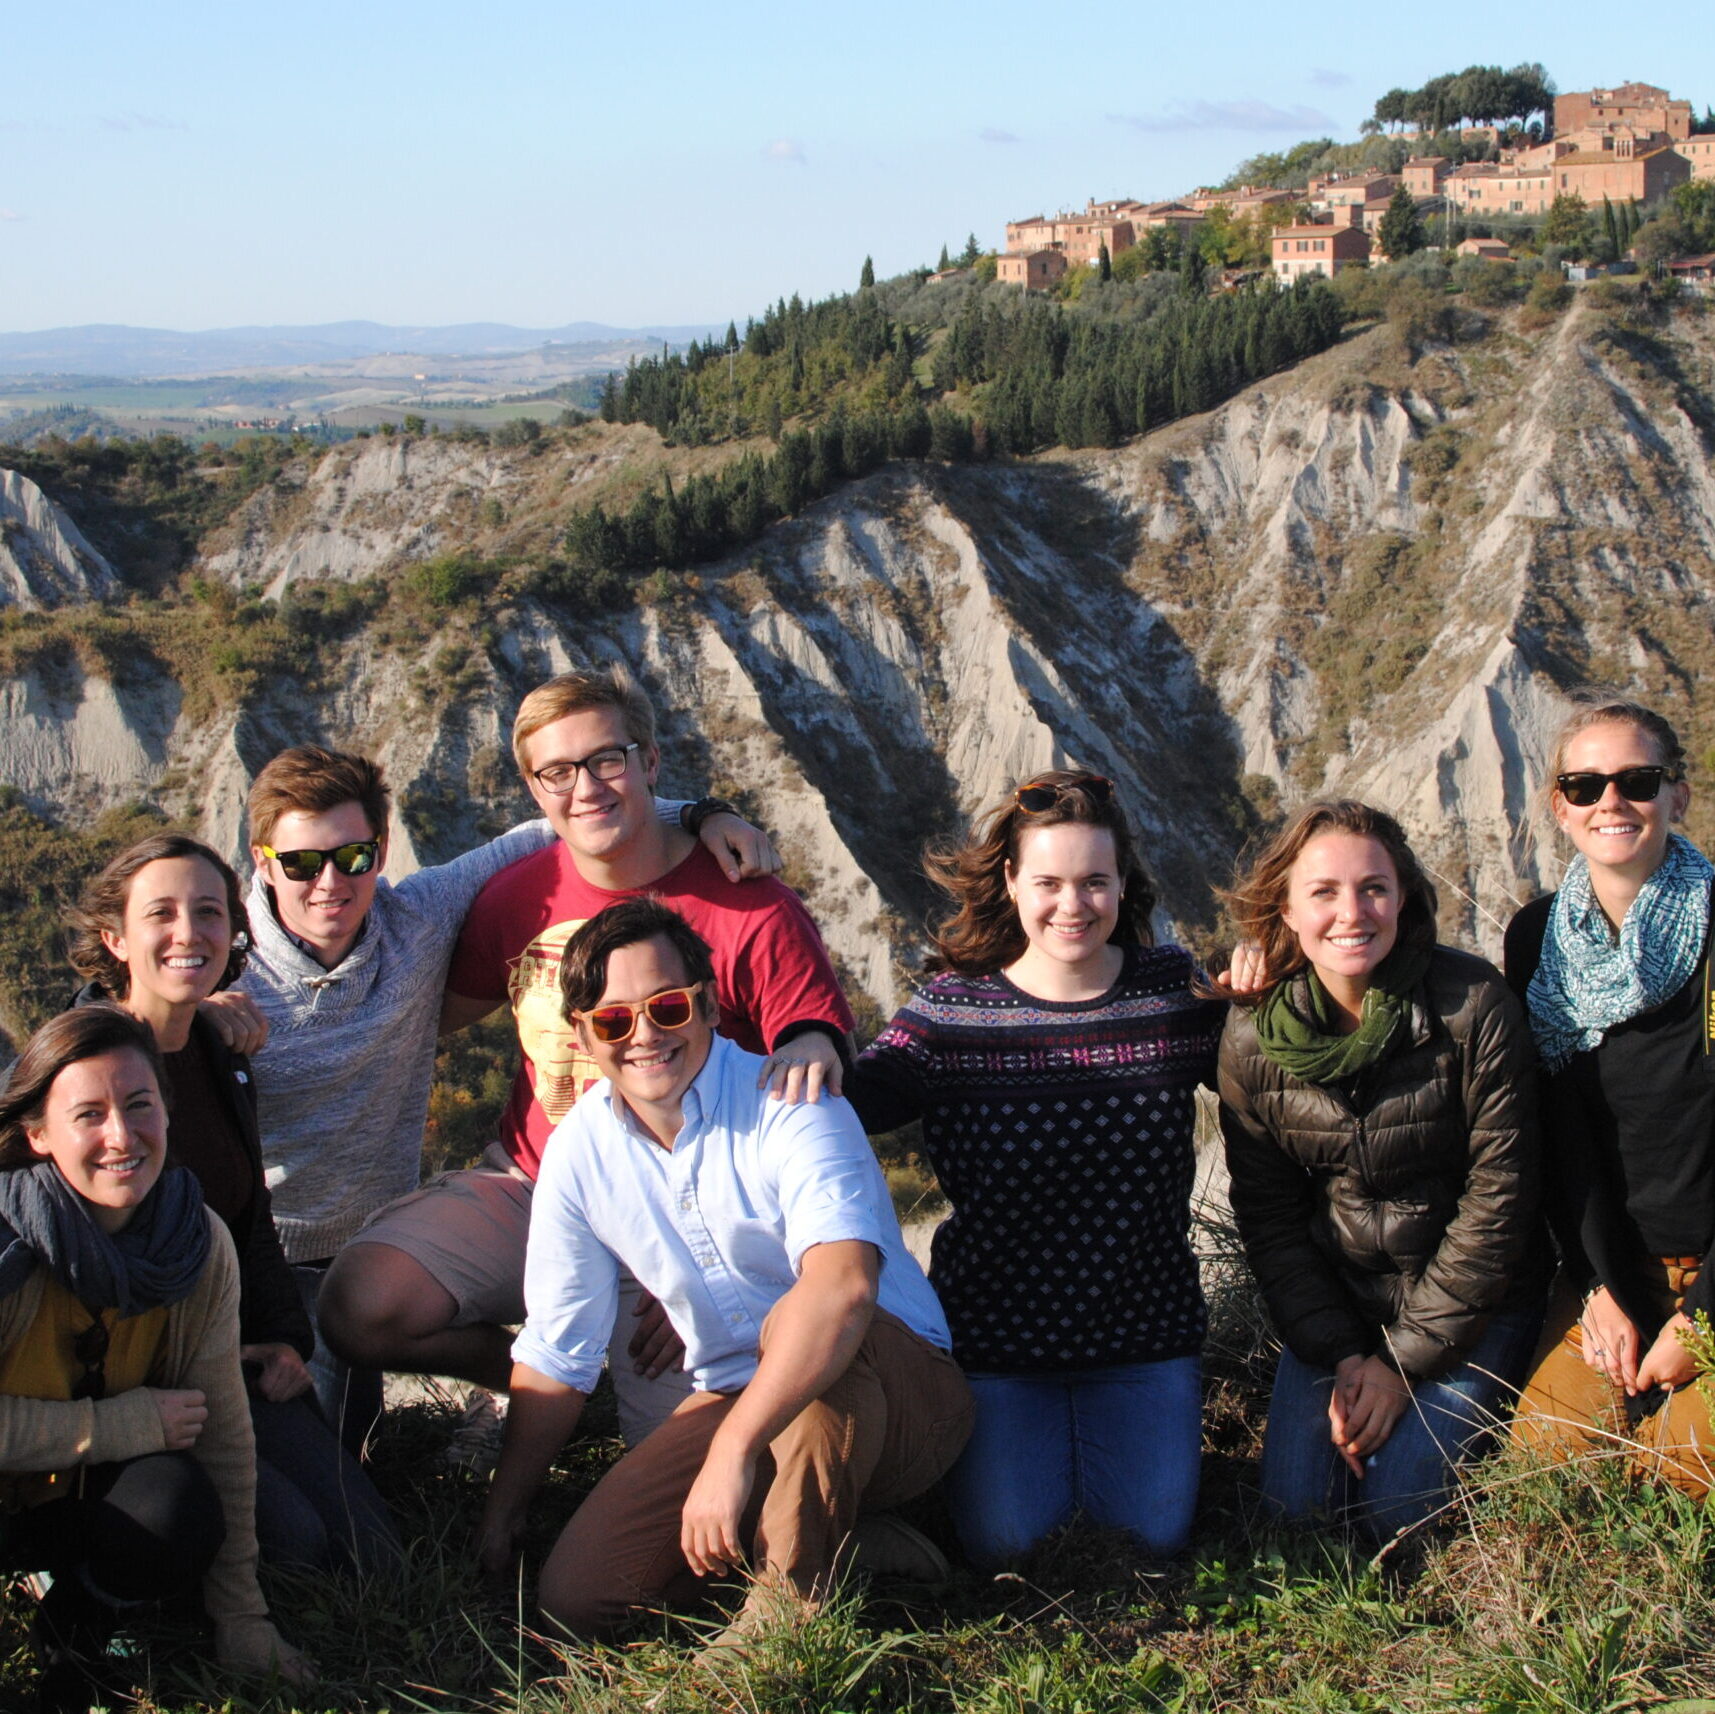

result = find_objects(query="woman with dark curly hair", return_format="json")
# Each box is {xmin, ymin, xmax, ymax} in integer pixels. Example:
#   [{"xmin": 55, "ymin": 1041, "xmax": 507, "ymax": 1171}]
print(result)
[
  {"xmin": 844, "ymin": 770, "xmax": 1225, "ymax": 1564},
  {"xmin": 68, "ymin": 833, "xmax": 396, "ymax": 1574},
  {"xmin": 1216, "ymin": 800, "xmax": 1545, "ymax": 1541}
]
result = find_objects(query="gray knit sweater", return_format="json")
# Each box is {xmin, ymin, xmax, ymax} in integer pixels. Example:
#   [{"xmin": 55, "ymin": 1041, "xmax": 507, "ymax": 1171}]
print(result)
[{"xmin": 239, "ymin": 820, "xmax": 556, "ymax": 1262}]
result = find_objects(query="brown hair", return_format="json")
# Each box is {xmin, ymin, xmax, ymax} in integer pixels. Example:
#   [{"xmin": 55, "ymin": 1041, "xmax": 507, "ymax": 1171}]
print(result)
[
  {"xmin": 0, "ymin": 1007, "xmax": 165, "ymax": 1172},
  {"xmin": 66, "ymin": 833, "xmax": 250, "ymax": 1000},
  {"xmin": 247, "ymin": 746, "xmax": 391, "ymax": 851},
  {"xmin": 1539, "ymin": 690, "xmax": 1688, "ymax": 825},
  {"xmin": 1216, "ymin": 798, "xmax": 1439, "ymax": 1005},
  {"xmin": 924, "ymin": 770, "xmax": 1158, "ymax": 975},
  {"xmin": 559, "ymin": 897, "xmax": 718, "ymax": 1019},
  {"xmin": 513, "ymin": 664, "xmax": 656, "ymax": 774}
]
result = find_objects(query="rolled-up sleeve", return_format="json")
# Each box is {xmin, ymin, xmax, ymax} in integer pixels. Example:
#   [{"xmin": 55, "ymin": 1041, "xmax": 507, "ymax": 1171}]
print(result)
[
  {"xmin": 512, "ymin": 1122, "xmax": 622, "ymax": 1393},
  {"xmin": 765, "ymin": 1101, "xmax": 890, "ymax": 1275}
]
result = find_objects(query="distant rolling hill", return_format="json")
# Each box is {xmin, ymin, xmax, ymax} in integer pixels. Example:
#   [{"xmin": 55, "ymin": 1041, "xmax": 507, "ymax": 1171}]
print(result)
[{"xmin": 0, "ymin": 320, "xmax": 726, "ymax": 377}]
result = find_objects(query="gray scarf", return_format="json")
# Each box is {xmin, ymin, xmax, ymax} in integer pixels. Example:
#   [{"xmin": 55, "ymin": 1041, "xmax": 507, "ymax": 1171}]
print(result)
[{"xmin": 0, "ymin": 1160, "xmax": 210, "ymax": 1313}]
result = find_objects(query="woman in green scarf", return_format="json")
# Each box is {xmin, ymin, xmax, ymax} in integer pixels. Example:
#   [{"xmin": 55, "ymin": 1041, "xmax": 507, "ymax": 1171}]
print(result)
[{"xmin": 1216, "ymin": 800, "xmax": 1546, "ymax": 1540}]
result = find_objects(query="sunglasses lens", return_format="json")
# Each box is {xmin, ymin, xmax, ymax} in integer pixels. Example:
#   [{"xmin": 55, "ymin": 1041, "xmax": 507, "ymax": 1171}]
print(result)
[
  {"xmin": 332, "ymin": 842, "xmax": 378, "ymax": 875},
  {"xmin": 1016, "ymin": 786, "xmax": 1058, "ymax": 812},
  {"xmin": 1558, "ymin": 769, "xmax": 1666, "ymax": 806},
  {"xmin": 588, "ymin": 1006, "xmax": 636, "ymax": 1044},
  {"xmin": 277, "ymin": 851, "xmax": 324, "ymax": 881},
  {"xmin": 646, "ymin": 990, "xmax": 694, "ymax": 1029}
]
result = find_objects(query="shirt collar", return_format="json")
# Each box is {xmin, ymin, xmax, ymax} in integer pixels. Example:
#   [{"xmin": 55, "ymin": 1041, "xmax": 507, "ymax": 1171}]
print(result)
[
  {"xmin": 263, "ymin": 884, "xmax": 369, "ymax": 967},
  {"xmin": 605, "ymin": 1034, "xmax": 726, "ymax": 1150}
]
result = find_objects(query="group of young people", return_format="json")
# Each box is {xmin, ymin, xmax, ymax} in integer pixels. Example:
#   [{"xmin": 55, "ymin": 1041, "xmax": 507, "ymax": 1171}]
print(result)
[{"xmin": 1, "ymin": 666, "xmax": 1710, "ymax": 1706}]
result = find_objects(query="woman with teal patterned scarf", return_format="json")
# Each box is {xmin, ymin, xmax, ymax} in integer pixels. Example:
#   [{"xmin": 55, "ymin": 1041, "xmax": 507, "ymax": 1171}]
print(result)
[
  {"xmin": 1508, "ymin": 697, "xmax": 1715, "ymax": 1496},
  {"xmin": 1216, "ymin": 800, "xmax": 1546, "ymax": 1541}
]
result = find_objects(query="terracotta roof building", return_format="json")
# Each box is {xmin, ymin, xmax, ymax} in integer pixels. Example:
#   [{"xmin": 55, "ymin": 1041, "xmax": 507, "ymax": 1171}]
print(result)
[
  {"xmin": 1555, "ymin": 83, "xmax": 1694, "ymax": 142},
  {"xmin": 1272, "ymin": 222, "xmax": 1370, "ymax": 282}
]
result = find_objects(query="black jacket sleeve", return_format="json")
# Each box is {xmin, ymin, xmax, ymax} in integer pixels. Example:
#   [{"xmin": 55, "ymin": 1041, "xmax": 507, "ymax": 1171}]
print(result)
[
  {"xmin": 204, "ymin": 1029, "xmax": 314, "ymax": 1361},
  {"xmin": 1218, "ymin": 1011, "xmax": 1376, "ymax": 1370}
]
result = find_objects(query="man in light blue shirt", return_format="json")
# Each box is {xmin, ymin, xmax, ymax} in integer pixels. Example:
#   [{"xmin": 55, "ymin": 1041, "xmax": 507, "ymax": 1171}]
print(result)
[{"xmin": 475, "ymin": 898, "xmax": 972, "ymax": 1639}]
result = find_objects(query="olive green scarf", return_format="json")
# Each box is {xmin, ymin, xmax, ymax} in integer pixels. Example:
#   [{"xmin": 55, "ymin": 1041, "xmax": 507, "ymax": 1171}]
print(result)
[{"xmin": 1252, "ymin": 944, "xmax": 1433, "ymax": 1085}]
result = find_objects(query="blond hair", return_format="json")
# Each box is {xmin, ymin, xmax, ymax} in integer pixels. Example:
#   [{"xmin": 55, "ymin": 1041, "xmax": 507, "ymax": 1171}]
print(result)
[{"xmin": 512, "ymin": 664, "xmax": 656, "ymax": 773}]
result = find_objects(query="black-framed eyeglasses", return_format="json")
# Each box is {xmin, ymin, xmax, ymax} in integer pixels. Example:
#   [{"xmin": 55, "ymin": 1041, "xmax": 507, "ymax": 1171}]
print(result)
[
  {"xmin": 1554, "ymin": 766, "xmax": 1677, "ymax": 808},
  {"xmin": 261, "ymin": 840, "xmax": 381, "ymax": 883},
  {"xmin": 531, "ymin": 743, "xmax": 641, "ymax": 796},
  {"xmin": 72, "ymin": 1312, "xmax": 110, "ymax": 1402},
  {"xmin": 1014, "ymin": 774, "xmax": 1115, "ymax": 814}
]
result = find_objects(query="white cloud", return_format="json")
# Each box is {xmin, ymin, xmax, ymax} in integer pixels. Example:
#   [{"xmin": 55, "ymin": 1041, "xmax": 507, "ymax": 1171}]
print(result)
[
  {"xmin": 1309, "ymin": 68, "xmax": 1351, "ymax": 89},
  {"xmin": 762, "ymin": 138, "xmax": 806, "ymax": 165},
  {"xmin": 980, "ymin": 126, "xmax": 1021, "ymax": 144},
  {"xmin": 1109, "ymin": 100, "xmax": 1337, "ymax": 134},
  {"xmin": 0, "ymin": 209, "xmax": 22, "ymax": 222}
]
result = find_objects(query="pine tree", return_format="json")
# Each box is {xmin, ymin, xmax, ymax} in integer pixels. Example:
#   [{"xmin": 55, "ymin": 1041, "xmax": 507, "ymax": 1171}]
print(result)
[
  {"xmin": 1377, "ymin": 186, "xmax": 1427, "ymax": 260},
  {"xmin": 724, "ymin": 321, "xmax": 739, "ymax": 352},
  {"xmin": 961, "ymin": 232, "xmax": 982, "ymax": 267},
  {"xmin": 860, "ymin": 255, "xmax": 875, "ymax": 289}
]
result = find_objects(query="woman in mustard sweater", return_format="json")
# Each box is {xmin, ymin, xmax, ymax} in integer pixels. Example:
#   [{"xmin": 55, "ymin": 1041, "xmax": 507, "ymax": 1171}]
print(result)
[{"xmin": 0, "ymin": 1007, "xmax": 309, "ymax": 1711}]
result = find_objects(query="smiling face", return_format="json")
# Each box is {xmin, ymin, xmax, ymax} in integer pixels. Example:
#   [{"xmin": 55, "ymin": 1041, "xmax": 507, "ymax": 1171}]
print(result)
[
  {"xmin": 1281, "ymin": 831, "xmax": 1403, "ymax": 997},
  {"xmin": 25, "ymin": 1048, "xmax": 168, "ymax": 1233},
  {"xmin": 1553, "ymin": 720, "xmax": 1687, "ymax": 886},
  {"xmin": 573, "ymin": 934, "xmax": 715, "ymax": 1145},
  {"xmin": 100, "ymin": 855, "xmax": 233, "ymax": 1022},
  {"xmin": 1005, "ymin": 822, "xmax": 1123, "ymax": 976},
  {"xmin": 252, "ymin": 800, "xmax": 383, "ymax": 968},
  {"xmin": 521, "ymin": 706, "xmax": 660, "ymax": 873}
]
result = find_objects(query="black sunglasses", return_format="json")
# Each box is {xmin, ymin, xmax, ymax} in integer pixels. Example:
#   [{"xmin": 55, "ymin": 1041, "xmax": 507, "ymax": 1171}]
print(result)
[
  {"xmin": 1554, "ymin": 767, "xmax": 1676, "ymax": 808},
  {"xmin": 72, "ymin": 1312, "xmax": 110, "ymax": 1402},
  {"xmin": 261, "ymin": 840, "xmax": 381, "ymax": 883},
  {"xmin": 1014, "ymin": 774, "xmax": 1116, "ymax": 814}
]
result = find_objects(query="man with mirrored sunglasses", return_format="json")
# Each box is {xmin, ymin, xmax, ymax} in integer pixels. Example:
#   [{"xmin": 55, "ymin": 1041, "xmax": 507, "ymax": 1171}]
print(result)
[
  {"xmin": 319, "ymin": 665, "xmax": 854, "ymax": 1447},
  {"xmin": 204, "ymin": 742, "xmax": 775, "ymax": 1448}
]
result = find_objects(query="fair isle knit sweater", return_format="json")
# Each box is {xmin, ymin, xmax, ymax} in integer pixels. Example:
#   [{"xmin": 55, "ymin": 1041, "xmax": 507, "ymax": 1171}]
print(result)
[
  {"xmin": 239, "ymin": 820, "xmax": 556, "ymax": 1262},
  {"xmin": 844, "ymin": 945, "xmax": 1225, "ymax": 1372}
]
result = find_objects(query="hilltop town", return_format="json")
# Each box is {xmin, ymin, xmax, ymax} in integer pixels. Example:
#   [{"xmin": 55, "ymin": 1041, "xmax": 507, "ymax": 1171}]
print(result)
[{"xmin": 998, "ymin": 79, "xmax": 1715, "ymax": 289}]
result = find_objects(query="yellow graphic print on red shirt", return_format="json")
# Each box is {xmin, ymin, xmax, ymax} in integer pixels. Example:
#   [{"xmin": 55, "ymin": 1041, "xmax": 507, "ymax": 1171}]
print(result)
[{"xmin": 508, "ymin": 919, "xmax": 605, "ymax": 1125}]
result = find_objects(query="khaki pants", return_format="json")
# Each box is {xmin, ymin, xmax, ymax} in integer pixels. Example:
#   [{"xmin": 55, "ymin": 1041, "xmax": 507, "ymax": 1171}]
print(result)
[
  {"xmin": 1513, "ymin": 1267, "xmax": 1715, "ymax": 1499},
  {"xmin": 541, "ymin": 1310, "xmax": 973, "ymax": 1637}
]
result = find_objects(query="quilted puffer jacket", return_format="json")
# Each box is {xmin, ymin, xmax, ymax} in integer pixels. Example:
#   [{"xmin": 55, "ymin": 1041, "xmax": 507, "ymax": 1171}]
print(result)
[{"xmin": 1218, "ymin": 945, "xmax": 1544, "ymax": 1381}]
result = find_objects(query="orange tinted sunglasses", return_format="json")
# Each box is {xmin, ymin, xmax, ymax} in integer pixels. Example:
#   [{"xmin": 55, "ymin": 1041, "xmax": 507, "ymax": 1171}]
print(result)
[{"xmin": 582, "ymin": 983, "xmax": 704, "ymax": 1044}]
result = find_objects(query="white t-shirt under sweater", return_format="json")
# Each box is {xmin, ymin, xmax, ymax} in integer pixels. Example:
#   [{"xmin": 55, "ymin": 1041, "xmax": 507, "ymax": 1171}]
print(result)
[{"xmin": 239, "ymin": 820, "xmax": 556, "ymax": 1262}]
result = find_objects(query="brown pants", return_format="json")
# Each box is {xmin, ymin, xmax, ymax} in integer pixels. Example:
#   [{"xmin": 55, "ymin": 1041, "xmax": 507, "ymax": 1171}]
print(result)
[
  {"xmin": 541, "ymin": 1310, "xmax": 974, "ymax": 1637},
  {"xmin": 1512, "ymin": 1268, "xmax": 1715, "ymax": 1499}
]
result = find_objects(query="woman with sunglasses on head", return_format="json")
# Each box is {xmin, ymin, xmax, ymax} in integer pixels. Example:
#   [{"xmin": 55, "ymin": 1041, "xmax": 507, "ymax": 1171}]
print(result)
[
  {"xmin": 1507, "ymin": 698, "xmax": 1715, "ymax": 1493},
  {"xmin": 0, "ymin": 1006, "xmax": 311, "ymax": 1711},
  {"xmin": 67, "ymin": 834, "xmax": 398, "ymax": 1575},
  {"xmin": 1215, "ymin": 800, "xmax": 1544, "ymax": 1541},
  {"xmin": 843, "ymin": 770, "xmax": 1225, "ymax": 1565}
]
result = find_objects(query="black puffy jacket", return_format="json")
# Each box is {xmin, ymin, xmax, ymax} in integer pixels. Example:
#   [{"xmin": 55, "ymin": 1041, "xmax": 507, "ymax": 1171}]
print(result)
[{"xmin": 1218, "ymin": 945, "xmax": 1544, "ymax": 1381}]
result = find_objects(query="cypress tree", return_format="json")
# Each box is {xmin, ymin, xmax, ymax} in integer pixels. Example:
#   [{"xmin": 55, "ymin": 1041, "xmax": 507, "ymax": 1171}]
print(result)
[{"xmin": 860, "ymin": 256, "xmax": 876, "ymax": 289}]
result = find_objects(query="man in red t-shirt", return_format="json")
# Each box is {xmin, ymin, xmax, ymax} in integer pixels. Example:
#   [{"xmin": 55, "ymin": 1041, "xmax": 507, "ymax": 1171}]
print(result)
[{"xmin": 319, "ymin": 664, "xmax": 853, "ymax": 1440}]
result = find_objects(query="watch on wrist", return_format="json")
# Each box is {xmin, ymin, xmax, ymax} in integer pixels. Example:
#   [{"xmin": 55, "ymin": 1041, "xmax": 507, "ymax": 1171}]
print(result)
[{"xmin": 685, "ymin": 796, "xmax": 739, "ymax": 835}]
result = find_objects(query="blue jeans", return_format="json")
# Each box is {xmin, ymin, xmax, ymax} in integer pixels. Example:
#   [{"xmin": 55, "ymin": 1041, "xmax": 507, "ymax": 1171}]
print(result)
[
  {"xmin": 1259, "ymin": 1305, "xmax": 1543, "ymax": 1542},
  {"xmin": 251, "ymin": 1391, "xmax": 400, "ymax": 1576},
  {"xmin": 946, "ymin": 1356, "xmax": 1202, "ymax": 1566},
  {"xmin": 294, "ymin": 1261, "xmax": 384, "ymax": 1458}
]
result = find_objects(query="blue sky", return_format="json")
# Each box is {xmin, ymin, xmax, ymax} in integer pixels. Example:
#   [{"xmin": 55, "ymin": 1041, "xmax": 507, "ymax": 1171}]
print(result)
[{"xmin": 2, "ymin": 1, "xmax": 1710, "ymax": 334}]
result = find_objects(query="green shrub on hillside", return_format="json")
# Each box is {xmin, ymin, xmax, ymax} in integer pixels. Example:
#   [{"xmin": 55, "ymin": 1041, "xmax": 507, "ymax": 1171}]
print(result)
[{"xmin": 0, "ymin": 793, "xmax": 173, "ymax": 1047}]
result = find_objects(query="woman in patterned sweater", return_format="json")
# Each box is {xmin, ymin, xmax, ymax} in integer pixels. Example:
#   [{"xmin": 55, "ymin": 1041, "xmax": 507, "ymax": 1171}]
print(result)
[{"xmin": 845, "ymin": 771, "xmax": 1225, "ymax": 1564}]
